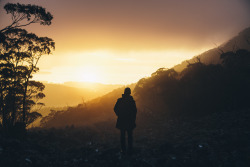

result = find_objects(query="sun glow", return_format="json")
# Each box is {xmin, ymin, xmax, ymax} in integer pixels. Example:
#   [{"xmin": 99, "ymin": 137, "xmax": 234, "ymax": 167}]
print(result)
[
  {"xmin": 34, "ymin": 49, "xmax": 208, "ymax": 84},
  {"xmin": 80, "ymin": 71, "xmax": 99, "ymax": 83},
  {"xmin": 73, "ymin": 65, "xmax": 101, "ymax": 83}
]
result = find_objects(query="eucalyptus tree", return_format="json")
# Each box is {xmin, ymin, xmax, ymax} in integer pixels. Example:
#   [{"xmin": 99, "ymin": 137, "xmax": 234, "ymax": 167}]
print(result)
[
  {"xmin": 0, "ymin": 3, "xmax": 53, "ymax": 33},
  {"xmin": 0, "ymin": 3, "xmax": 54, "ymax": 130}
]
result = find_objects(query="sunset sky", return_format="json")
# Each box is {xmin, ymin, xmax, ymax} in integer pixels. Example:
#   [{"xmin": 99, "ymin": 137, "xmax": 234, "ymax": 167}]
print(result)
[{"xmin": 0, "ymin": 0, "xmax": 250, "ymax": 84}]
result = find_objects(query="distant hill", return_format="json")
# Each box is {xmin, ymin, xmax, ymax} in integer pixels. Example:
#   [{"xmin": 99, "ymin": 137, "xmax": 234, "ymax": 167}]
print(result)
[
  {"xmin": 40, "ymin": 83, "xmax": 136, "ymax": 127},
  {"xmin": 40, "ymin": 82, "xmax": 122, "ymax": 107},
  {"xmin": 174, "ymin": 27, "xmax": 250, "ymax": 72},
  {"xmin": 64, "ymin": 81, "xmax": 122, "ymax": 92}
]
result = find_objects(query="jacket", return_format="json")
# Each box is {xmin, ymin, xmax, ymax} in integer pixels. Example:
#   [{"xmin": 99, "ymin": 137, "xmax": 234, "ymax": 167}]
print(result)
[{"xmin": 114, "ymin": 94, "xmax": 137, "ymax": 130}]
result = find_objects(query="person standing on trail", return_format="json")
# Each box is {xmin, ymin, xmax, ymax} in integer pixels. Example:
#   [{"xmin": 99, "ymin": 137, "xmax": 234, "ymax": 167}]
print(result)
[{"xmin": 114, "ymin": 87, "xmax": 137, "ymax": 155}]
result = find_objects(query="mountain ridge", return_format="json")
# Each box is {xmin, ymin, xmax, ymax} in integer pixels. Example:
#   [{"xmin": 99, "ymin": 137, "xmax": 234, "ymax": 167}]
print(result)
[{"xmin": 173, "ymin": 27, "xmax": 250, "ymax": 72}]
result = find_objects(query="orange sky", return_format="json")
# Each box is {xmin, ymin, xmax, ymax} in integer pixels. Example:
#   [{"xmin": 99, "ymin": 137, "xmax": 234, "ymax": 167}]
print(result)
[{"xmin": 1, "ymin": 0, "xmax": 250, "ymax": 84}]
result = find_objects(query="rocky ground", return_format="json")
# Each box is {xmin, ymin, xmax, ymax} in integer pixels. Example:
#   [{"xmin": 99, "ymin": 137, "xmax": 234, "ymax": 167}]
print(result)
[{"xmin": 0, "ymin": 109, "xmax": 250, "ymax": 167}]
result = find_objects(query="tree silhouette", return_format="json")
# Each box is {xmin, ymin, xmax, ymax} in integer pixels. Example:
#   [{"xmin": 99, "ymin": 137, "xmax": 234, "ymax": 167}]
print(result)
[
  {"xmin": 0, "ymin": 3, "xmax": 54, "ymax": 132},
  {"xmin": 132, "ymin": 49, "xmax": 250, "ymax": 119},
  {"xmin": 0, "ymin": 3, "xmax": 53, "ymax": 33}
]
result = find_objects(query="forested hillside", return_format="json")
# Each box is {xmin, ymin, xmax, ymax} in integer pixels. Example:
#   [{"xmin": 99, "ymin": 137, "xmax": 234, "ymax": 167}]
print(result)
[{"xmin": 174, "ymin": 27, "xmax": 250, "ymax": 72}]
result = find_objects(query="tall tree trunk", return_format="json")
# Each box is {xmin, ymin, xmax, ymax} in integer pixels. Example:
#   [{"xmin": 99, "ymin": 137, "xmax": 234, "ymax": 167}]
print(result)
[
  {"xmin": 22, "ymin": 79, "xmax": 29, "ymax": 124},
  {"xmin": 11, "ymin": 65, "xmax": 19, "ymax": 126},
  {"xmin": 0, "ymin": 90, "xmax": 5, "ymax": 128},
  {"xmin": 10, "ymin": 87, "xmax": 17, "ymax": 126}
]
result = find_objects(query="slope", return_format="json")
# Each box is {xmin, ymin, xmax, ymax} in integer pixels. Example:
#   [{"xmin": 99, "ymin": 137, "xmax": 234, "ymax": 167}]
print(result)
[{"xmin": 174, "ymin": 27, "xmax": 250, "ymax": 72}]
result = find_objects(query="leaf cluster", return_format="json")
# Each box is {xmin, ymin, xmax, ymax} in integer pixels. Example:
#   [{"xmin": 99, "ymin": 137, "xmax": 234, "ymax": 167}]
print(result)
[{"xmin": 2, "ymin": 3, "xmax": 53, "ymax": 32}]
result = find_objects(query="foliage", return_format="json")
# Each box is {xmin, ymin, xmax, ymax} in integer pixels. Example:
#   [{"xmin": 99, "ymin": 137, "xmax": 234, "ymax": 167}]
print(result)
[
  {"xmin": 0, "ymin": 3, "xmax": 54, "ymax": 131},
  {"xmin": 133, "ymin": 49, "xmax": 250, "ymax": 118},
  {"xmin": 0, "ymin": 3, "xmax": 53, "ymax": 33}
]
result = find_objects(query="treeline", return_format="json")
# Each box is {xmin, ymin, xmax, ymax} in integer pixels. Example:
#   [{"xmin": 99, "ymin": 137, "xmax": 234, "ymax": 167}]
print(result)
[
  {"xmin": 135, "ymin": 49, "xmax": 250, "ymax": 118},
  {"xmin": 0, "ymin": 3, "xmax": 54, "ymax": 133},
  {"xmin": 40, "ymin": 49, "xmax": 250, "ymax": 128}
]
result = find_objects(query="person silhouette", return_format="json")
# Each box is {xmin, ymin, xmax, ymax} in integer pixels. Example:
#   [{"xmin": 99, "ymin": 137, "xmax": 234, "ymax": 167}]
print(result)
[{"xmin": 114, "ymin": 87, "xmax": 137, "ymax": 155}]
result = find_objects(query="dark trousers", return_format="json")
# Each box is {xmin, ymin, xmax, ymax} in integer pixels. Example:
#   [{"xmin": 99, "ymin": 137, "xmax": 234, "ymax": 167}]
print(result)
[{"xmin": 120, "ymin": 129, "xmax": 133, "ymax": 152}]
